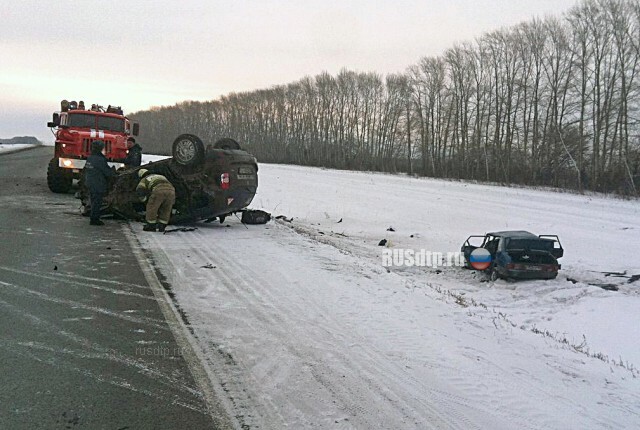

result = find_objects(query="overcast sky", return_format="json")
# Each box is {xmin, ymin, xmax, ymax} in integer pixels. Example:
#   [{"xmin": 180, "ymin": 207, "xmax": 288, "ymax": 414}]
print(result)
[{"xmin": 0, "ymin": 0, "xmax": 579, "ymax": 142}]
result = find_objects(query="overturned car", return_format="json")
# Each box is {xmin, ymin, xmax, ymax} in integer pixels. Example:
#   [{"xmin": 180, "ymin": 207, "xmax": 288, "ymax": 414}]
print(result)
[
  {"xmin": 82, "ymin": 134, "xmax": 258, "ymax": 224},
  {"xmin": 461, "ymin": 231, "xmax": 564, "ymax": 281}
]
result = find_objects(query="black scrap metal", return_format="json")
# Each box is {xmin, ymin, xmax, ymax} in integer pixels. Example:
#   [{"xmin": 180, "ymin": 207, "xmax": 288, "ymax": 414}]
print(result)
[{"xmin": 163, "ymin": 227, "xmax": 198, "ymax": 234}]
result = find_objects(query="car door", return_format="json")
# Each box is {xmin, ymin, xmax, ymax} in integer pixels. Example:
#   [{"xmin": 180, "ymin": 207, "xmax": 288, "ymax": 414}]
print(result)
[
  {"xmin": 461, "ymin": 235, "xmax": 487, "ymax": 264},
  {"xmin": 539, "ymin": 235, "xmax": 564, "ymax": 258}
]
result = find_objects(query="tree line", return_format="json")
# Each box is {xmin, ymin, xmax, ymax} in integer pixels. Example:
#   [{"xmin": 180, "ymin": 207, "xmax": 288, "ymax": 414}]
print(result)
[{"xmin": 131, "ymin": 0, "xmax": 640, "ymax": 195}]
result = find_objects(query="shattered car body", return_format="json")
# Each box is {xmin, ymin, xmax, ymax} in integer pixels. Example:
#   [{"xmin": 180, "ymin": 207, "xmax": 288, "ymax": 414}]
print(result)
[
  {"xmin": 461, "ymin": 231, "xmax": 564, "ymax": 280},
  {"xmin": 82, "ymin": 134, "xmax": 258, "ymax": 224}
]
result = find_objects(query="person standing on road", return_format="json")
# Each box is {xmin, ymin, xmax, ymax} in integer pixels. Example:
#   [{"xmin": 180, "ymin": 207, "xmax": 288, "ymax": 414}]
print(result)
[
  {"xmin": 136, "ymin": 169, "xmax": 175, "ymax": 232},
  {"xmin": 124, "ymin": 137, "xmax": 143, "ymax": 168},
  {"xmin": 85, "ymin": 140, "xmax": 116, "ymax": 226}
]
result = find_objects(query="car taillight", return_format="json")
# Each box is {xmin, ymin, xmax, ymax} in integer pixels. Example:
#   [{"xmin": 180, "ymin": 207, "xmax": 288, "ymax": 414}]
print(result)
[{"xmin": 220, "ymin": 172, "xmax": 230, "ymax": 190}]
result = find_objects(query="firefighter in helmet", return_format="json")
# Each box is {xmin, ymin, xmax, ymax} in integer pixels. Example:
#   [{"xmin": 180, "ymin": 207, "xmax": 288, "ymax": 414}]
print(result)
[{"xmin": 136, "ymin": 169, "xmax": 175, "ymax": 232}]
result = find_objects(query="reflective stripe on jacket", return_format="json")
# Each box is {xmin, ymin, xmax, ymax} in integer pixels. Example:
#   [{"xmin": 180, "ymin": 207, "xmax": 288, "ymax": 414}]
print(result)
[{"xmin": 136, "ymin": 174, "xmax": 174, "ymax": 202}]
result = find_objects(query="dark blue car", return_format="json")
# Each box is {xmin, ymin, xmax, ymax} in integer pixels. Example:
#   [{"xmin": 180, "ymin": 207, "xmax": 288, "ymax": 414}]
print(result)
[{"xmin": 461, "ymin": 231, "xmax": 564, "ymax": 281}]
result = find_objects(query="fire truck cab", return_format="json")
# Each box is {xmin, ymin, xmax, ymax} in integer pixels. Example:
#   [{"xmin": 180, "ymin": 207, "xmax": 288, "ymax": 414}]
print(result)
[{"xmin": 46, "ymin": 99, "xmax": 140, "ymax": 193}]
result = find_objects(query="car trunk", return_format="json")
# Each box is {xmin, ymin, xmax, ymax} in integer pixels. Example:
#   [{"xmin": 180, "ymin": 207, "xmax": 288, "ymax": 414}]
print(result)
[
  {"xmin": 163, "ymin": 149, "xmax": 258, "ymax": 222},
  {"xmin": 505, "ymin": 250, "xmax": 559, "ymax": 275},
  {"xmin": 508, "ymin": 250, "xmax": 556, "ymax": 264}
]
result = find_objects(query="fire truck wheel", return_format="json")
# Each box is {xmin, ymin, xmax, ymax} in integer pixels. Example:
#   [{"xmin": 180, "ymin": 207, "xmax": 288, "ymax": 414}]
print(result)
[
  {"xmin": 172, "ymin": 134, "xmax": 205, "ymax": 166},
  {"xmin": 47, "ymin": 158, "xmax": 72, "ymax": 193},
  {"xmin": 213, "ymin": 138, "xmax": 241, "ymax": 150}
]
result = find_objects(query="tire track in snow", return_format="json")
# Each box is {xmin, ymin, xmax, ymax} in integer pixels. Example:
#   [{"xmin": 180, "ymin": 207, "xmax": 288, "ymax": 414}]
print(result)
[
  {"xmin": 200, "ymin": 227, "xmax": 542, "ymax": 430},
  {"xmin": 184, "ymin": 245, "xmax": 447, "ymax": 429},
  {"xmin": 278, "ymin": 221, "xmax": 634, "ymax": 429},
  {"xmin": 143, "ymin": 226, "xmax": 524, "ymax": 430},
  {"xmin": 123, "ymin": 225, "xmax": 237, "ymax": 430}
]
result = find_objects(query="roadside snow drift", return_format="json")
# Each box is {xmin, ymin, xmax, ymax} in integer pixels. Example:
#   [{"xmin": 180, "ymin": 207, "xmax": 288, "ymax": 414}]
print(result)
[
  {"xmin": 0, "ymin": 143, "xmax": 38, "ymax": 154},
  {"xmin": 135, "ymin": 162, "xmax": 640, "ymax": 429}
]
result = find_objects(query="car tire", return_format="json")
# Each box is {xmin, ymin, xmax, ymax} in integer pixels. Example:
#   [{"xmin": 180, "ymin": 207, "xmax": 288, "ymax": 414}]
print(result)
[
  {"xmin": 172, "ymin": 134, "xmax": 205, "ymax": 166},
  {"xmin": 489, "ymin": 265, "xmax": 499, "ymax": 282},
  {"xmin": 213, "ymin": 138, "xmax": 241, "ymax": 150},
  {"xmin": 47, "ymin": 158, "xmax": 72, "ymax": 193}
]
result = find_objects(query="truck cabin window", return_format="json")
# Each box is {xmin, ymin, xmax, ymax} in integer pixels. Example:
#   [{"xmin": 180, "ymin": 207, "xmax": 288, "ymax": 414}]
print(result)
[
  {"xmin": 67, "ymin": 113, "xmax": 125, "ymax": 133},
  {"xmin": 97, "ymin": 116, "xmax": 125, "ymax": 133},
  {"xmin": 67, "ymin": 113, "xmax": 96, "ymax": 129}
]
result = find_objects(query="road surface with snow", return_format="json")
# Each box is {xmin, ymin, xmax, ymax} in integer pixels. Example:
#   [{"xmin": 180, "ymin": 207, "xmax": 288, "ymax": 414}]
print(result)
[
  {"xmin": 0, "ymin": 147, "xmax": 224, "ymax": 429},
  {"xmin": 135, "ymin": 161, "xmax": 640, "ymax": 429}
]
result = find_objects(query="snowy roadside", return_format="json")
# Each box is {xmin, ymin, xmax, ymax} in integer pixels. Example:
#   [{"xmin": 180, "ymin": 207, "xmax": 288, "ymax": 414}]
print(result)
[
  {"xmin": 253, "ymin": 164, "xmax": 640, "ymax": 366},
  {"xmin": 134, "ymin": 161, "xmax": 640, "ymax": 429},
  {"xmin": 0, "ymin": 143, "xmax": 40, "ymax": 154},
  {"xmin": 141, "ymin": 154, "xmax": 170, "ymax": 164}
]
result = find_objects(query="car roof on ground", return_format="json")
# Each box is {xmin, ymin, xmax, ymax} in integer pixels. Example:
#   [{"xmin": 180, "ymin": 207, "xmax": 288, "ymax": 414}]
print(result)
[{"xmin": 487, "ymin": 230, "xmax": 538, "ymax": 238}]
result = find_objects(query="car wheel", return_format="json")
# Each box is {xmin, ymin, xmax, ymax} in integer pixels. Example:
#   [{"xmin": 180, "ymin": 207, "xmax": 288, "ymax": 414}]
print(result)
[
  {"xmin": 213, "ymin": 138, "xmax": 241, "ymax": 150},
  {"xmin": 172, "ymin": 134, "xmax": 205, "ymax": 166},
  {"xmin": 489, "ymin": 265, "xmax": 499, "ymax": 282},
  {"xmin": 47, "ymin": 158, "xmax": 72, "ymax": 193}
]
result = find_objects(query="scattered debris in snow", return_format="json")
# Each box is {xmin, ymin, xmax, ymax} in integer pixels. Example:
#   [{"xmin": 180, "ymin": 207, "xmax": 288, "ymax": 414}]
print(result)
[
  {"xmin": 135, "ymin": 162, "xmax": 640, "ymax": 429},
  {"xmin": 163, "ymin": 227, "xmax": 198, "ymax": 234}
]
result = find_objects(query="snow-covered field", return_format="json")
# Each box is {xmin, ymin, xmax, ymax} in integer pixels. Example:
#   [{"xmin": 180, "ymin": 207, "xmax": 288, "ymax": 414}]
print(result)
[
  {"xmin": 141, "ymin": 154, "xmax": 170, "ymax": 164},
  {"xmin": 0, "ymin": 143, "xmax": 38, "ymax": 154},
  {"xmin": 135, "ymin": 162, "xmax": 640, "ymax": 429}
]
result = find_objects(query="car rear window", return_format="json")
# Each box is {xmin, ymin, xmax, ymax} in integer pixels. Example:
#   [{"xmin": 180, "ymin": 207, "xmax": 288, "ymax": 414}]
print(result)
[{"xmin": 506, "ymin": 239, "xmax": 553, "ymax": 252}]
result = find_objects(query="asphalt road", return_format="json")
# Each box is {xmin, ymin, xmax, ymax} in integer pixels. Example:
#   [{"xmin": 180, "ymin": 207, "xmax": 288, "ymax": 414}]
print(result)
[{"xmin": 0, "ymin": 147, "xmax": 218, "ymax": 429}]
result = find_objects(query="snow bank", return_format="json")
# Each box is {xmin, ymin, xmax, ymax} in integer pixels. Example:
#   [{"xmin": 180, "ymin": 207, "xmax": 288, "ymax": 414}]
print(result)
[
  {"xmin": 0, "ymin": 144, "xmax": 38, "ymax": 154},
  {"xmin": 141, "ymin": 154, "xmax": 170, "ymax": 164}
]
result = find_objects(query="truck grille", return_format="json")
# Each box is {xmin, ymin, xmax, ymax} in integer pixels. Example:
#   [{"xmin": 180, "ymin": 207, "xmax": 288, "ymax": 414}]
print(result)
[{"xmin": 82, "ymin": 138, "xmax": 114, "ymax": 154}]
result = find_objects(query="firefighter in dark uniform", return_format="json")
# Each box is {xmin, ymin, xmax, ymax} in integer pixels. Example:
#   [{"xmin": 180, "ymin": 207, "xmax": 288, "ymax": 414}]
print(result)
[
  {"xmin": 136, "ymin": 169, "xmax": 176, "ymax": 232},
  {"xmin": 85, "ymin": 140, "xmax": 116, "ymax": 226},
  {"xmin": 124, "ymin": 137, "xmax": 143, "ymax": 168}
]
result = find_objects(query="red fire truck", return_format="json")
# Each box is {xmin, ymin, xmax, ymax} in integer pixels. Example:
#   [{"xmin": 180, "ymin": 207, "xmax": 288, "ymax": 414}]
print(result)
[{"xmin": 46, "ymin": 100, "xmax": 139, "ymax": 193}]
